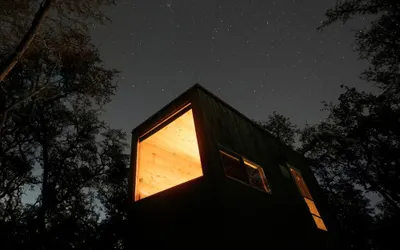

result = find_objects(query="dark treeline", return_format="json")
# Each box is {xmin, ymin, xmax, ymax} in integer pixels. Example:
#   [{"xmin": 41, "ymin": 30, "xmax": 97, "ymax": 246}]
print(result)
[{"xmin": 0, "ymin": 1, "xmax": 129, "ymax": 249}]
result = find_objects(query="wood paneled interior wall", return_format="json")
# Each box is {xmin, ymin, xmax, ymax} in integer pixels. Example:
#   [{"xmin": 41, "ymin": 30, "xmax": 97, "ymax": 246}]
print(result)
[{"xmin": 135, "ymin": 109, "xmax": 202, "ymax": 201}]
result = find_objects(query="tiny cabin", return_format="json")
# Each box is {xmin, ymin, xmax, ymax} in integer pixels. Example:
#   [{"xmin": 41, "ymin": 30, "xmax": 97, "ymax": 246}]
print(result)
[{"xmin": 129, "ymin": 84, "xmax": 338, "ymax": 248}]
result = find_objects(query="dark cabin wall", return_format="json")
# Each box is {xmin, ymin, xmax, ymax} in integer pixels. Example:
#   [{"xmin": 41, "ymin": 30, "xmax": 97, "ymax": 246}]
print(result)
[
  {"xmin": 195, "ymin": 87, "xmax": 305, "ymax": 196},
  {"xmin": 194, "ymin": 87, "xmax": 338, "ymax": 248},
  {"xmin": 129, "ymin": 87, "xmax": 222, "ymax": 245},
  {"xmin": 129, "ymin": 88, "xmax": 199, "ymax": 203},
  {"xmin": 129, "ymin": 85, "xmax": 339, "ymax": 248}
]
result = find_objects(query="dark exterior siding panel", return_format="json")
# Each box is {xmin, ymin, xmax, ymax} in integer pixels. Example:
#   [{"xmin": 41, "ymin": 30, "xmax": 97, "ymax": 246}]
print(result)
[{"xmin": 129, "ymin": 84, "xmax": 339, "ymax": 249}]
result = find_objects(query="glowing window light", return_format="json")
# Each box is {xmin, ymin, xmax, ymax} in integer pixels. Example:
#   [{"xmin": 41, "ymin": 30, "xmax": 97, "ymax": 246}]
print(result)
[
  {"xmin": 135, "ymin": 108, "xmax": 202, "ymax": 201},
  {"xmin": 290, "ymin": 168, "xmax": 328, "ymax": 231},
  {"xmin": 244, "ymin": 159, "xmax": 271, "ymax": 193}
]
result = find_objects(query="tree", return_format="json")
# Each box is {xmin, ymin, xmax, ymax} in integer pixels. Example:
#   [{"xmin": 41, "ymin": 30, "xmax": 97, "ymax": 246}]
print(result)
[
  {"xmin": 0, "ymin": 25, "xmax": 130, "ymax": 249},
  {"xmin": 0, "ymin": 0, "xmax": 119, "ymax": 133},
  {"xmin": 311, "ymin": 2, "xmax": 400, "ymax": 249},
  {"xmin": 95, "ymin": 129, "xmax": 130, "ymax": 250},
  {"xmin": 299, "ymin": 86, "xmax": 400, "ymax": 249},
  {"xmin": 0, "ymin": 25, "xmax": 118, "ymax": 135},
  {"xmin": 257, "ymin": 111, "xmax": 299, "ymax": 147},
  {"xmin": 319, "ymin": 0, "xmax": 400, "ymax": 92},
  {"xmin": 300, "ymin": 110, "xmax": 375, "ymax": 250},
  {"xmin": 301, "ymin": 87, "xmax": 400, "ymax": 211},
  {"xmin": 1, "ymin": 1, "xmax": 131, "ymax": 249},
  {"xmin": 0, "ymin": 0, "xmax": 117, "ymax": 82}
]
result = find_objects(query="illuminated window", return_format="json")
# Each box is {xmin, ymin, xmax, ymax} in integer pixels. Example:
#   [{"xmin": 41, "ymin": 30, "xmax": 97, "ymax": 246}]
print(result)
[
  {"xmin": 244, "ymin": 160, "xmax": 270, "ymax": 192},
  {"xmin": 289, "ymin": 168, "xmax": 327, "ymax": 231},
  {"xmin": 135, "ymin": 106, "xmax": 203, "ymax": 201},
  {"xmin": 220, "ymin": 150, "xmax": 271, "ymax": 193}
]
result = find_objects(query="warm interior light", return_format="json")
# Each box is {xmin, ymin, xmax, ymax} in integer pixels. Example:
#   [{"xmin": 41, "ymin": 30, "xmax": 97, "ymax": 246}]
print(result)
[
  {"xmin": 312, "ymin": 215, "xmax": 328, "ymax": 231},
  {"xmin": 243, "ymin": 159, "xmax": 259, "ymax": 169},
  {"xmin": 244, "ymin": 159, "xmax": 270, "ymax": 192},
  {"xmin": 135, "ymin": 108, "xmax": 203, "ymax": 201},
  {"xmin": 304, "ymin": 198, "xmax": 320, "ymax": 217},
  {"xmin": 290, "ymin": 167, "xmax": 328, "ymax": 231}
]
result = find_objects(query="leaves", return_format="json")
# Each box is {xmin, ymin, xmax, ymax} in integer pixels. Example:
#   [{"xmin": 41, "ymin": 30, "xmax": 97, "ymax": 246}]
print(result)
[
  {"xmin": 0, "ymin": 2, "xmax": 128, "ymax": 248},
  {"xmin": 300, "ymin": 87, "xmax": 400, "ymax": 249},
  {"xmin": 256, "ymin": 111, "xmax": 300, "ymax": 147},
  {"xmin": 319, "ymin": 0, "xmax": 400, "ymax": 93},
  {"xmin": 315, "ymin": 2, "xmax": 400, "ymax": 248},
  {"xmin": 0, "ymin": 0, "xmax": 118, "ymax": 82}
]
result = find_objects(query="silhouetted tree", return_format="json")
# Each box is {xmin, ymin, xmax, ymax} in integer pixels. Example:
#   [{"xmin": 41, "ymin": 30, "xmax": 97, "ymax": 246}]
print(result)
[
  {"xmin": 257, "ymin": 111, "xmax": 299, "ymax": 147},
  {"xmin": 95, "ymin": 129, "xmax": 130, "ymax": 250},
  {"xmin": 0, "ymin": 0, "xmax": 119, "ymax": 132},
  {"xmin": 0, "ymin": 0, "xmax": 117, "ymax": 82},
  {"xmin": 311, "ymin": 2, "xmax": 400, "ymax": 249},
  {"xmin": 319, "ymin": 0, "xmax": 400, "ymax": 92},
  {"xmin": 0, "ymin": 25, "xmax": 129, "ymax": 249},
  {"xmin": 301, "ymin": 86, "xmax": 400, "ymax": 211},
  {"xmin": 0, "ymin": 2, "xmax": 131, "ymax": 249},
  {"xmin": 300, "ymin": 110, "xmax": 375, "ymax": 249},
  {"xmin": 300, "ymin": 86, "xmax": 400, "ymax": 249}
]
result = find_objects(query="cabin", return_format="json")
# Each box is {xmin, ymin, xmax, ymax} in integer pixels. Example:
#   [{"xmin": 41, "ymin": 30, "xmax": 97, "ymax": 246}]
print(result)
[{"xmin": 128, "ymin": 84, "xmax": 339, "ymax": 248}]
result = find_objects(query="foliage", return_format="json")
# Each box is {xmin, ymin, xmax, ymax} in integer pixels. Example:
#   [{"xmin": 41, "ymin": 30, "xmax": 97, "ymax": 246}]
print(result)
[
  {"xmin": 95, "ymin": 129, "xmax": 130, "ymax": 250},
  {"xmin": 301, "ymin": 87, "xmax": 400, "ymax": 211},
  {"xmin": 256, "ymin": 111, "xmax": 300, "ymax": 147},
  {"xmin": 0, "ymin": 0, "xmax": 117, "ymax": 82},
  {"xmin": 303, "ymin": 1, "xmax": 400, "ymax": 249},
  {"xmin": 0, "ymin": 2, "xmax": 130, "ymax": 249},
  {"xmin": 299, "ymin": 86, "xmax": 400, "ymax": 249},
  {"xmin": 319, "ymin": 0, "xmax": 400, "ymax": 92}
]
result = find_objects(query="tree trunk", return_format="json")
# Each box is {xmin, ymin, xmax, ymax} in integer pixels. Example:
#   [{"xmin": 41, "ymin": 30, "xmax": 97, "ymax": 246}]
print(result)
[
  {"xmin": 37, "ymin": 113, "xmax": 50, "ymax": 249},
  {"xmin": 0, "ymin": 0, "xmax": 54, "ymax": 82}
]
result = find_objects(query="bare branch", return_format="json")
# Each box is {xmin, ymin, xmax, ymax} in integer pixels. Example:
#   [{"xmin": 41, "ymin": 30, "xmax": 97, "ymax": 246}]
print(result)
[
  {"xmin": 0, "ymin": 83, "xmax": 49, "ymax": 135},
  {"xmin": 0, "ymin": 0, "xmax": 55, "ymax": 82}
]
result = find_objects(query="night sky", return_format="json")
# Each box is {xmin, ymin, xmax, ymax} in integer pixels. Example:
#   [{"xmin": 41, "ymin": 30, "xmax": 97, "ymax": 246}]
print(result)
[{"xmin": 90, "ymin": 0, "xmax": 376, "ymax": 137}]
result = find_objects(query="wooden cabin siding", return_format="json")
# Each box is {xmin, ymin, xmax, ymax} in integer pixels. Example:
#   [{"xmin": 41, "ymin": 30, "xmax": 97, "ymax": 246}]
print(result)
[
  {"xmin": 129, "ymin": 84, "xmax": 339, "ymax": 248},
  {"xmin": 196, "ymin": 87, "xmax": 302, "ymax": 196},
  {"xmin": 194, "ymin": 87, "xmax": 338, "ymax": 248}
]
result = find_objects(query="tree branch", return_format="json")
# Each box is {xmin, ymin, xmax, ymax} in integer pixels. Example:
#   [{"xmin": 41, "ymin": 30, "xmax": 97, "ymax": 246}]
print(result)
[
  {"xmin": 0, "ymin": 0, "xmax": 55, "ymax": 82},
  {"xmin": 0, "ymin": 83, "xmax": 49, "ymax": 136}
]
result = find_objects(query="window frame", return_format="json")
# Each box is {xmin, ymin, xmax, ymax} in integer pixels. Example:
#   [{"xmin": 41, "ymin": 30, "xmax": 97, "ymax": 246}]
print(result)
[
  {"xmin": 134, "ymin": 103, "xmax": 203, "ymax": 201},
  {"xmin": 138, "ymin": 103, "xmax": 192, "ymax": 142},
  {"xmin": 288, "ymin": 165, "xmax": 328, "ymax": 231},
  {"xmin": 218, "ymin": 146, "xmax": 271, "ymax": 194}
]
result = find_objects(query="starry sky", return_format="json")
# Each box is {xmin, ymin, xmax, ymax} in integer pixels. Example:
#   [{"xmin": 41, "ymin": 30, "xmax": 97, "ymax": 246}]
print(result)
[{"xmin": 90, "ymin": 0, "xmax": 376, "ymax": 137}]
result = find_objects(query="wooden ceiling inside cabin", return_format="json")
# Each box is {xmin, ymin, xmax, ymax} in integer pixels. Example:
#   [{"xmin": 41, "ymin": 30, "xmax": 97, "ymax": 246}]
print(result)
[{"xmin": 135, "ymin": 109, "xmax": 203, "ymax": 200}]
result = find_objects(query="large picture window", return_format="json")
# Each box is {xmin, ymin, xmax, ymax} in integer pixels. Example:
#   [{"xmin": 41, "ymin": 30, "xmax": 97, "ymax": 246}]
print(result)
[
  {"xmin": 220, "ymin": 150, "xmax": 271, "ymax": 193},
  {"xmin": 135, "ymin": 106, "xmax": 203, "ymax": 201},
  {"xmin": 289, "ymin": 167, "xmax": 327, "ymax": 231}
]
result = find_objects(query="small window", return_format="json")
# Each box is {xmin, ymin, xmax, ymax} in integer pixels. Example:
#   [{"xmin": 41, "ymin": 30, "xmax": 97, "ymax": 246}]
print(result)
[
  {"xmin": 220, "ymin": 150, "xmax": 271, "ymax": 193},
  {"xmin": 220, "ymin": 151, "xmax": 247, "ymax": 183},
  {"xmin": 290, "ymin": 168, "xmax": 312, "ymax": 199},
  {"xmin": 244, "ymin": 159, "xmax": 270, "ymax": 192},
  {"xmin": 289, "ymin": 167, "xmax": 327, "ymax": 231}
]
